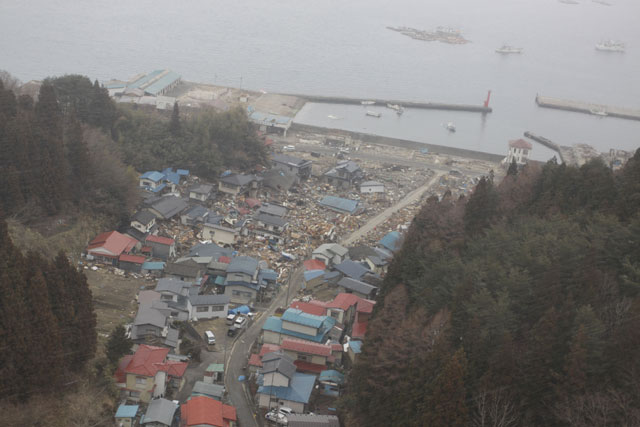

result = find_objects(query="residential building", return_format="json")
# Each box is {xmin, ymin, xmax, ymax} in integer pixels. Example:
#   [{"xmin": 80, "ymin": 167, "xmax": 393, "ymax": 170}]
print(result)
[
  {"xmin": 337, "ymin": 277, "xmax": 378, "ymax": 299},
  {"xmin": 131, "ymin": 210, "xmax": 157, "ymax": 234},
  {"xmin": 140, "ymin": 171, "xmax": 167, "ymax": 193},
  {"xmin": 116, "ymin": 345, "xmax": 187, "ymax": 403},
  {"xmin": 202, "ymin": 223, "xmax": 238, "ymax": 246},
  {"xmin": 180, "ymin": 395, "xmax": 237, "ymax": 427},
  {"xmin": 87, "ymin": 231, "xmax": 140, "ymax": 265},
  {"xmin": 181, "ymin": 205, "xmax": 219, "ymax": 226},
  {"xmin": 189, "ymin": 183, "xmax": 213, "ymax": 202},
  {"xmin": 191, "ymin": 294, "xmax": 230, "ymax": 320},
  {"xmin": 256, "ymin": 352, "xmax": 316, "ymax": 413},
  {"xmin": 140, "ymin": 398, "xmax": 178, "ymax": 427},
  {"xmin": 223, "ymin": 256, "xmax": 261, "ymax": 304},
  {"xmin": 130, "ymin": 291, "xmax": 180, "ymax": 349},
  {"xmin": 218, "ymin": 173, "xmax": 261, "ymax": 197},
  {"xmin": 352, "ymin": 298, "xmax": 375, "ymax": 340},
  {"xmin": 115, "ymin": 404, "xmax": 139, "ymax": 427},
  {"xmin": 262, "ymin": 308, "xmax": 336, "ymax": 345},
  {"xmin": 360, "ymin": 180, "xmax": 385, "ymax": 194},
  {"xmin": 149, "ymin": 196, "xmax": 189, "ymax": 220},
  {"xmin": 347, "ymin": 340, "xmax": 362, "ymax": 364},
  {"xmin": 312, "ymin": 243, "xmax": 349, "ymax": 267},
  {"xmin": 145, "ymin": 235, "xmax": 176, "ymax": 260},
  {"xmin": 318, "ymin": 196, "xmax": 363, "ymax": 215},
  {"xmin": 141, "ymin": 261, "xmax": 165, "ymax": 277},
  {"xmin": 119, "ymin": 254, "xmax": 147, "ymax": 273},
  {"xmin": 334, "ymin": 260, "xmax": 371, "ymax": 281},
  {"xmin": 348, "ymin": 245, "xmax": 390, "ymax": 275},
  {"xmin": 165, "ymin": 259, "xmax": 205, "ymax": 282},
  {"xmin": 191, "ymin": 381, "xmax": 226, "ymax": 401},
  {"xmin": 281, "ymin": 338, "xmax": 334, "ymax": 374},
  {"xmin": 323, "ymin": 160, "xmax": 363, "ymax": 188},
  {"xmin": 252, "ymin": 213, "xmax": 289, "ymax": 244},
  {"xmin": 262, "ymin": 168, "xmax": 298, "ymax": 193},
  {"xmin": 317, "ymin": 370, "xmax": 345, "ymax": 398},
  {"xmin": 379, "ymin": 231, "xmax": 402, "ymax": 253},
  {"xmin": 325, "ymin": 293, "xmax": 360, "ymax": 326},
  {"xmin": 272, "ymin": 154, "xmax": 312, "ymax": 180},
  {"xmin": 257, "ymin": 203, "xmax": 287, "ymax": 218},
  {"xmin": 506, "ymin": 138, "xmax": 533, "ymax": 165}
]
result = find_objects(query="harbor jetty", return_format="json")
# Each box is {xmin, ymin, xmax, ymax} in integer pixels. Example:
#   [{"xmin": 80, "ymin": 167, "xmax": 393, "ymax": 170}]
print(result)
[
  {"xmin": 536, "ymin": 95, "xmax": 640, "ymax": 121},
  {"xmin": 290, "ymin": 93, "xmax": 492, "ymax": 113}
]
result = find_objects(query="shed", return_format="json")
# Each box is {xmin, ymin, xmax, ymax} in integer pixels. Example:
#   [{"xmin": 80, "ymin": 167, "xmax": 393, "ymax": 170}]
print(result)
[
  {"xmin": 115, "ymin": 404, "xmax": 139, "ymax": 427},
  {"xmin": 360, "ymin": 180, "xmax": 385, "ymax": 193}
]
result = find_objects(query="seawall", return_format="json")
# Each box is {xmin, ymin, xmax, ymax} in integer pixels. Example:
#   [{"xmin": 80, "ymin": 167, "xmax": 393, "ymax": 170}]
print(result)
[{"xmin": 289, "ymin": 122, "xmax": 505, "ymax": 163}]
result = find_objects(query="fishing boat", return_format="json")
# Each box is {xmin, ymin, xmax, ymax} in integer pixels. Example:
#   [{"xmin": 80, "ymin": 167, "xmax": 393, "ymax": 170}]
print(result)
[
  {"xmin": 361, "ymin": 100, "xmax": 375, "ymax": 105},
  {"xmin": 445, "ymin": 122, "xmax": 456, "ymax": 132},
  {"xmin": 496, "ymin": 45, "xmax": 523, "ymax": 54},
  {"xmin": 328, "ymin": 115, "xmax": 340, "ymax": 120},
  {"xmin": 386, "ymin": 103, "xmax": 402, "ymax": 111},
  {"xmin": 590, "ymin": 108, "xmax": 608, "ymax": 116},
  {"xmin": 595, "ymin": 40, "xmax": 625, "ymax": 52},
  {"xmin": 366, "ymin": 111, "xmax": 381, "ymax": 118}
]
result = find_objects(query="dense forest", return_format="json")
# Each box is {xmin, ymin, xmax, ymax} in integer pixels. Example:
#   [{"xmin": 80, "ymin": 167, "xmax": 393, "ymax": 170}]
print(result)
[
  {"xmin": 0, "ymin": 217, "xmax": 97, "ymax": 401},
  {"xmin": 343, "ymin": 153, "xmax": 640, "ymax": 426}
]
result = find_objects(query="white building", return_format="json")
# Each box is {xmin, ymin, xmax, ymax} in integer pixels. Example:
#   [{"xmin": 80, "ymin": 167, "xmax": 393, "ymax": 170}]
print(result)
[
  {"xmin": 360, "ymin": 181, "xmax": 385, "ymax": 194},
  {"xmin": 506, "ymin": 139, "xmax": 533, "ymax": 165}
]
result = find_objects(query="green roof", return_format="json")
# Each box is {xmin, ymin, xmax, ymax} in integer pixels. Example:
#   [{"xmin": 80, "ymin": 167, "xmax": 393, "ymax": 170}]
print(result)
[{"xmin": 206, "ymin": 363, "xmax": 224, "ymax": 373}]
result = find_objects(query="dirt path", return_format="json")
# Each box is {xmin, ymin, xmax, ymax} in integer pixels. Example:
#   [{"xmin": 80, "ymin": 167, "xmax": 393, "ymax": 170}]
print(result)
[{"xmin": 340, "ymin": 172, "xmax": 444, "ymax": 246}]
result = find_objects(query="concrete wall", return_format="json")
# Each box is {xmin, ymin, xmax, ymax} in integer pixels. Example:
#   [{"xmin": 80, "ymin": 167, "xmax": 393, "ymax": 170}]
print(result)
[
  {"xmin": 263, "ymin": 330, "xmax": 283, "ymax": 345},
  {"xmin": 192, "ymin": 303, "xmax": 228, "ymax": 320},
  {"xmin": 282, "ymin": 320, "xmax": 317, "ymax": 336}
]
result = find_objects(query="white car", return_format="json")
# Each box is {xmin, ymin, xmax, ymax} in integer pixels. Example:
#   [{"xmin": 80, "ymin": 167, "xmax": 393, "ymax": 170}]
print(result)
[
  {"xmin": 283, "ymin": 145, "xmax": 295, "ymax": 152},
  {"xmin": 234, "ymin": 316, "xmax": 248, "ymax": 328},
  {"xmin": 265, "ymin": 411, "xmax": 288, "ymax": 425}
]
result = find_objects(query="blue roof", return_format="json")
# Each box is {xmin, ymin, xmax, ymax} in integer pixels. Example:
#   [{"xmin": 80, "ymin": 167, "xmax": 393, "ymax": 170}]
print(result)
[
  {"xmin": 227, "ymin": 256, "xmax": 259, "ymax": 276},
  {"xmin": 263, "ymin": 317, "xmax": 332, "ymax": 343},
  {"xmin": 214, "ymin": 275, "xmax": 226, "ymax": 285},
  {"xmin": 177, "ymin": 169, "xmax": 189, "ymax": 176},
  {"xmin": 334, "ymin": 260, "xmax": 370, "ymax": 280},
  {"xmin": 161, "ymin": 168, "xmax": 181, "ymax": 185},
  {"xmin": 282, "ymin": 308, "xmax": 326, "ymax": 328},
  {"xmin": 304, "ymin": 270, "xmax": 325, "ymax": 282},
  {"xmin": 259, "ymin": 269, "xmax": 278, "ymax": 283},
  {"xmin": 257, "ymin": 372, "xmax": 316, "ymax": 404},
  {"xmin": 142, "ymin": 262, "xmax": 165, "ymax": 270},
  {"xmin": 229, "ymin": 305, "xmax": 251, "ymax": 315},
  {"xmin": 223, "ymin": 280, "xmax": 260, "ymax": 291},
  {"xmin": 319, "ymin": 370, "xmax": 345, "ymax": 384},
  {"xmin": 319, "ymin": 196, "xmax": 360, "ymax": 214},
  {"xmin": 349, "ymin": 340, "xmax": 362, "ymax": 354},
  {"xmin": 249, "ymin": 111, "xmax": 292, "ymax": 126},
  {"xmin": 150, "ymin": 182, "xmax": 167, "ymax": 193},
  {"xmin": 144, "ymin": 71, "xmax": 181, "ymax": 96},
  {"xmin": 115, "ymin": 404, "xmax": 139, "ymax": 418},
  {"xmin": 140, "ymin": 171, "xmax": 165, "ymax": 182},
  {"xmin": 379, "ymin": 231, "xmax": 402, "ymax": 252},
  {"xmin": 128, "ymin": 70, "xmax": 164, "ymax": 89}
]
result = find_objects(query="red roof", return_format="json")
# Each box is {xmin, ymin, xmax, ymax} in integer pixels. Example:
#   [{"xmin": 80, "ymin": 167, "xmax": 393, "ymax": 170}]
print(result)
[
  {"xmin": 161, "ymin": 360, "xmax": 188, "ymax": 378},
  {"xmin": 352, "ymin": 320, "xmax": 368, "ymax": 339},
  {"xmin": 181, "ymin": 396, "xmax": 237, "ymax": 427},
  {"xmin": 304, "ymin": 259, "xmax": 326, "ymax": 271},
  {"xmin": 259, "ymin": 343, "xmax": 281, "ymax": 357},
  {"xmin": 294, "ymin": 360, "xmax": 327, "ymax": 374},
  {"xmin": 124, "ymin": 345, "xmax": 169, "ymax": 377},
  {"xmin": 290, "ymin": 301, "xmax": 327, "ymax": 316},
  {"xmin": 327, "ymin": 293, "xmax": 360, "ymax": 311},
  {"xmin": 282, "ymin": 338, "xmax": 332, "ymax": 357},
  {"xmin": 87, "ymin": 231, "xmax": 138, "ymax": 259},
  {"xmin": 249, "ymin": 353, "xmax": 263, "ymax": 367},
  {"xmin": 119, "ymin": 254, "xmax": 146, "ymax": 264},
  {"xmin": 356, "ymin": 298, "xmax": 375, "ymax": 314},
  {"xmin": 509, "ymin": 139, "xmax": 532, "ymax": 150},
  {"xmin": 146, "ymin": 234, "xmax": 175, "ymax": 246},
  {"xmin": 141, "ymin": 246, "xmax": 152, "ymax": 253},
  {"xmin": 245, "ymin": 198, "xmax": 262, "ymax": 209},
  {"xmin": 218, "ymin": 256, "xmax": 231, "ymax": 264}
]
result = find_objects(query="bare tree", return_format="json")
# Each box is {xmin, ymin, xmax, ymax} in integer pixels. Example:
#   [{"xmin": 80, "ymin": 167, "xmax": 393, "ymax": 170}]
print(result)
[{"xmin": 473, "ymin": 387, "xmax": 520, "ymax": 427}]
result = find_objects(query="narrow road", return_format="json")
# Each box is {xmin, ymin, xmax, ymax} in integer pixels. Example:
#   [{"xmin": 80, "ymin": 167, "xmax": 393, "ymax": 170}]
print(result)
[
  {"xmin": 225, "ymin": 266, "xmax": 304, "ymax": 427},
  {"xmin": 341, "ymin": 172, "xmax": 444, "ymax": 246}
]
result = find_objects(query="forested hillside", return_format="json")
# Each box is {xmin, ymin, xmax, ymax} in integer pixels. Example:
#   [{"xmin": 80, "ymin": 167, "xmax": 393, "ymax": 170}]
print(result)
[
  {"xmin": 0, "ymin": 217, "xmax": 96, "ymax": 401},
  {"xmin": 343, "ymin": 153, "xmax": 640, "ymax": 426}
]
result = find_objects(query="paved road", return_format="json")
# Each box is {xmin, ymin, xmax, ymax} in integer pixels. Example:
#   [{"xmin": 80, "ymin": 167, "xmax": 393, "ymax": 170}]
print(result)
[
  {"xmin": 341, "ymin": 172, "xmax": 444, "ymax": 246},
  {"xmin": 225, "ymin": 265, "xmax": 304, "ymax": 427}
]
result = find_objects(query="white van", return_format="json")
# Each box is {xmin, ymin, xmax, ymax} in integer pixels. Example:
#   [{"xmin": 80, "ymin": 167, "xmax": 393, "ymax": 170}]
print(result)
[
  {"xmin": 204, "ymin": 330, "xmax": 215, "ymax": 345},
  {"xmin": 226, "ymin": 313, "xmax": 236, "ymax": 325}
]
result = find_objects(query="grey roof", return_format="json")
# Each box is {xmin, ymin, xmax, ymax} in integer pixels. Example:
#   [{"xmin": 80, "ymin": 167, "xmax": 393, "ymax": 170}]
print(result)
[
  {"xmin": 255, "ymin": 213, "xmax": 288, "ymax": 227},
  {"xmin": 141, "ymin": 398, "xmax": 178, "ymax": 426},
  {"xmin": 272, "ymin": 154, "xmax": 312, "ymax": 168},
  {"xmin": 190, "ymin": 294, "xmax": 230, "ymax": 306},
  {"xmin": 318, "ymin": 196, "xmax": 360, "ymax": 214},
  {"xmin": 261, "ymin": 352, "xmax": 297, "ymax": 379},
  {"xmin": 348, "ymin": 245, "xmax": 379, "ymax": 261},
  {"xmin": 336, "ymin": 160, "xmax": 361, "ymax": 173},
  {"xmin": 314, "ymin": 243, "xmax": 348, "ymax": 258},
  {"xmin": 287, "ymin": 414, "xmax": 340, "ymax": 427},
  {"xmin": 155, "ymin": 277, "xmax": 192, "ymax": 294},
  {"xmin": 189, "ymin": 243, "xmax": 233, "ymax": 259},
  {"xmin": 220, "ymin": 173, "xmax": 258, "ymax": 187},
  {"xmin": 262, "ymin": 169, "xmax": 298, "ymax": 192},
  {"xmin": 133, "ymin": 303, "xmax": 166, "ymax": 329},
  {"xmin": 227, "ymin": 256, "xmax": 259, "ymax": 276},
  {"xmin": 207, "ymin": 260, "xmax": 229, "ymax": 272},
  {"xmin": 334, "ymin": 260, "xmax": 370, "ymax": 280},
  {"xmin": 257, "ymin": 203, "xmax": 288, "ymax": 218},
  {"xmin": 165, "ymin": 260, "xmax": 204, "ymax": 278},
  {"xmin": 338, "ymin": 277, "xmax": 378, "ymax": 296},
  {"xmin": 164, "ymin": 326, "xmax": 179, "ymax": 348},
  {"xmin": 133, "ymin": 210, "xmax": 156, "ymax": 225},
  {"xmin": 189, "ymin": 183, "xmax": 213, "ymax": 194},
  {"xmin": 191, "ymin": 381, "xmax": 225, "ymax": 400},
  {"xmin": 151, "ymin": 196, "xmax": 189, "ymax": 219},
  {"xmin": 183, "ymin": 204, "xmax": 210, "ymax": 220}
]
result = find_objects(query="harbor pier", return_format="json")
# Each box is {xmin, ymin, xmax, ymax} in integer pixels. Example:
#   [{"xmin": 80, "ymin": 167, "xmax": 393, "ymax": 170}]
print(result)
[{"xmin": 536, "ymin": 95, "xmax": 640, "ymax": 121}]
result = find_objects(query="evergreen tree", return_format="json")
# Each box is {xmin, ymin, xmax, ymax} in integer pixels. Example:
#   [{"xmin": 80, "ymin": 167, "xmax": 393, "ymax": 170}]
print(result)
[
  {"xmin": 65, "ymin": 110, "xmax": 90, "ymax": 188},
  {"xmin": 106, "ymin": 325, "xmax": 133, "ymax": 365},
  {"xmin": 169, "ymin": 101, "xmax": 181, "ymax": 136},
  {"xmin": 463, "ymin": 177, "xmax": 499, "ymax": 237},
  {"xmin": 507, "ymin": 158, "xmax": 518, "ymax": 176},
  {"xmin": 424, "ymin": 347, "xmax": 469, "ymax": 427}
]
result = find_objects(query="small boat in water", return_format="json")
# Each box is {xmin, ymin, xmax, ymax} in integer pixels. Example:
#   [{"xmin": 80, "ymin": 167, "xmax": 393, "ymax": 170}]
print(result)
[
  {"xmin": 496, "ymin": 45, "xmax": 523, "ymax": 54},
  {"xmin": 590, "ymin": 108, "xmax": 608, "ymax": 116},
  {"xmin": 361, "ymin": 100, "xmax": 375, "ymax": 105},
  {"xmin": 328, "ymin": 115, "xmax": 340, "ymax": 120},
  {"xmin": 445, "ymin": 122, "xmax": 456, "ymax": 132},
  {"xmin": 366, "ymin": 111, "xmax": 381, "ymax": 118},
  {"xmin": 595, "ymin": 40, "xmax": 625, "ymax": 52},
  {"xmin": 386, "ymin": 103, "xmax": 402, "ymax": 111}
]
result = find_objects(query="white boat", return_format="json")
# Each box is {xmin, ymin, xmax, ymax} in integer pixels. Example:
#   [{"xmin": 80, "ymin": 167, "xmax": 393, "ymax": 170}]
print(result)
[
  {"xmin": 366, "ymin": 111, "xmax": 381, "ymax": 118},
  {"xmin": 558, "ymin": 0, "xmax": 579, "ymax": 4},
  {"xmin": 327, "ymin": 115, "xmax": 340, "ymax": 120},
  {"xmin": 361, "ymin": 100, "xmax": 375, "ymax": 105},
  {"xmin": 445, "ymin": 122, "xmax": 456, "ymax": 132},
  {"xmin": 590, "ymin": 108, "xmax": 608, "ymax": 116},
  {"xmin": 595, "ymin": 40, "xmax": 625, "ymax": 52},
  {"xmin": 496, "ymin": 45, "xmax": 523, "ymax": 54},
  {"xmin": 386, "ymin": 103, "xmax": 402, "ymax": 111}
]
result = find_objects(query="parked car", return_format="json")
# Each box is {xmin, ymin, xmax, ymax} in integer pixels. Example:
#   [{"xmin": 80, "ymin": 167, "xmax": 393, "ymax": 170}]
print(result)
[
  {"xmin": 277, "ymin": 407, "xmax": 294, "ymax": 416},
  {"xmin": 227, "ymin": 328, "xmax": 238, "ymax": 337},
  {"xmin": 234, "ymin": 315, "xmax": 248, "ymax": 329},
  {"xmin": 226, "ymin": 313, "xmax": 237, "ymax": 325},
  {"xmin": 265, "ymin": 411, "xmax": 288, "ymax": 425},
  {"xmin": 204, "ymin": 330, "xmax": 215, "ymax": 345}
]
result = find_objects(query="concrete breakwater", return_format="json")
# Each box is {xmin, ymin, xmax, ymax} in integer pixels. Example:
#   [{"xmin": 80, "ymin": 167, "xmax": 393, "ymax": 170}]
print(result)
[
  {"xmin": 287, "ymin": 94, "xmax": 493, "ymax": 113},
  {"xmin": 290, "ymin": 122, "xmax": 505, "ymax": 163},
  {"xmin": 536, "ymin": 95, "xmax": 640, "ymax": 121}
]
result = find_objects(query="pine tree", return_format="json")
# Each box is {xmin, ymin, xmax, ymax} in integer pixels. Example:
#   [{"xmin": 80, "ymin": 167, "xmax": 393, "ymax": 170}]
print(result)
[
  {"xmin": 424, "ymin": 347, "xmax": 469, "ymax": 427},
  {"xmin": 463, "ymin": 177, "xmax": 499, "ymax": 237},
  {"xmin": 169, "ymin": 101, "xmax": 181, "ymax": 136},
  {"xmin": 507, "ymin": 158, "xmax": 518, "ymax": 176},
  {"xmin": 106, "ymin": 325, "xmax": 133, "ymax": 365},
  {"xmin": 65, "ymin": 110, "xmax": 90, "ymax": 189}
]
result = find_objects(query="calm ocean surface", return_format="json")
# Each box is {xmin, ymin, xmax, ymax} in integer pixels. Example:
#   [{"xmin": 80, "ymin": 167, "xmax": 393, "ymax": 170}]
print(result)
[{"xmin": 1, "ymin": 0, "xmax": 639, "ymax": 160}]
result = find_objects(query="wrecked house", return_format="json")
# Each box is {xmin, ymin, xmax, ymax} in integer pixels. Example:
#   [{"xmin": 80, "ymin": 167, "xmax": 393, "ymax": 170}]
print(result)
[
  {"xmin": 218, "ymin": 173, "xmax": 262, "ymax": 197},
  {"xmin": 272, "ymin": 153, "xmax": 312, "ymax": 180},
  {"xmin": 323, "ymin": 160, "xmax": 363, "ymax": 189}
]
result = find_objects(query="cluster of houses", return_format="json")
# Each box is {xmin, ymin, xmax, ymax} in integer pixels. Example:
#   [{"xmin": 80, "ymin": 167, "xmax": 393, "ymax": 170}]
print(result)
[{"xmin": 114, "ymin": 344, "xmax": 237, "ymax": 427}]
